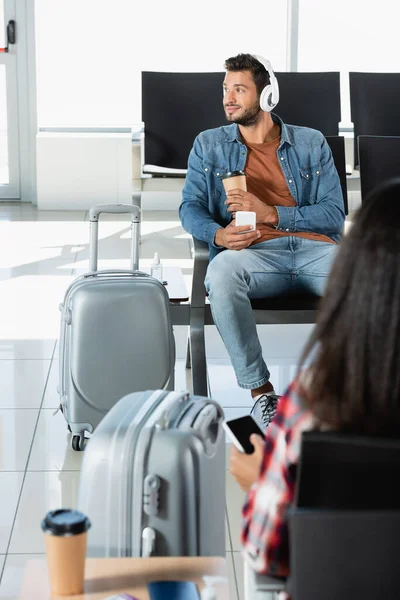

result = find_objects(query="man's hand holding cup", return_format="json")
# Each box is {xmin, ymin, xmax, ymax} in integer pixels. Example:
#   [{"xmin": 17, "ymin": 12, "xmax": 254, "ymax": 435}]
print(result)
[{"xmin": 226, "ymin": 189, "xmax": 278, "ymax": 226}]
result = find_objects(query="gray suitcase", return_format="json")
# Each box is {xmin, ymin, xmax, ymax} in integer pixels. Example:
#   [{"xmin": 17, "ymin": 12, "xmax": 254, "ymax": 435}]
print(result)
[
  {"xmin": 57, "ymin": 204, "xmax": 176, "ymax": 451},
  {"xmin": 77, "ymin": 389, "xmax": 226, "ymax": 558}
]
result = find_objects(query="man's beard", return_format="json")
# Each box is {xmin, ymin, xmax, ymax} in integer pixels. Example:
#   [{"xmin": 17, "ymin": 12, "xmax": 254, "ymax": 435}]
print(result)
[{"xmin": 225, "ymin": 100, "xmax": 261, "ymax": 127}]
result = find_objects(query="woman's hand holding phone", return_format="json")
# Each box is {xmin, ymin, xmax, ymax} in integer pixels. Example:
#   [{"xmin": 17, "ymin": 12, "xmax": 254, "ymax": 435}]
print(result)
[
  {"xmin": 223, "ymin": 415, "xmax": 266, "ymax": 492},
  {"xmin": 229, "ymin": 434, "xmax": 265, "ymax": 492}
]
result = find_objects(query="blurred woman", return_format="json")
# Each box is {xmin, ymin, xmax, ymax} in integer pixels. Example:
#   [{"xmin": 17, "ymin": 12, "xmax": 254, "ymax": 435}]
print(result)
[{"xmin": 230, "ymin": 178, "xmax": 400, "ymax": 578}]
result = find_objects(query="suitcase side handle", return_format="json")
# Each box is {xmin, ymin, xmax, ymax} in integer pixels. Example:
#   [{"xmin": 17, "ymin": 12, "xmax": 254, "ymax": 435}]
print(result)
[
  {"xmin": 192, "ymin": 403, "xmax": 225, "ymax": 456},
  {"xmin": 89, "ymin": 204, "xmax": 141, "ymax": 272}
]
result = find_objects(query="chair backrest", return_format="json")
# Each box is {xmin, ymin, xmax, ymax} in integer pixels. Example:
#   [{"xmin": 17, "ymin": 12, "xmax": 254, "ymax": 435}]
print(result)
[
  {"xmin": 288, "ymin": 432, "xmax": 400, "ymax": 599},
  {"xmin": 289, "ymin": 510, "xmax": 400, "ymax": 600},
  {"xmin": 325, "ymin": 135, "xmax": 348, "ymax": 215},
  {"xmin": 274, "ymin": 72, "xmax": 341, "ymax": 136},
  {"xmin": 296, "ymin": 431, "xmax": 400, "ymax": 509},
  {"xmin": 141, "ymin": 71, "xmax": 225, "ymax": 170},
  {"xmin": 350, "ymin": 72, "xmax": 400, "ymax": 168},
  {"xmin": 358, "ymin": 135, "xmax": 400, "ymax": 201},
  {"xmin": 141, "ymin": 71, "xmax": 341, "ymax": 171}
]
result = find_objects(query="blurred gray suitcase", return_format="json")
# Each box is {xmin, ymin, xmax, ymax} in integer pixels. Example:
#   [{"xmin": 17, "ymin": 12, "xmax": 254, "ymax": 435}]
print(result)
[
  {"xmin": 77, "ymin": 389, "xmax": 226, "ymax": 558},
  {"xmin": 57, "ymin": 204, "xmax": 175, "ymax": 451}
]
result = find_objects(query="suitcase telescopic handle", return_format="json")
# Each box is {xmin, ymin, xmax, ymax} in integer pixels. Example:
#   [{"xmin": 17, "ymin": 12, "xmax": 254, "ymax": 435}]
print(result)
[{"xmin": 88, "ymin": 204, "xmax": 141, "ymax": 273}]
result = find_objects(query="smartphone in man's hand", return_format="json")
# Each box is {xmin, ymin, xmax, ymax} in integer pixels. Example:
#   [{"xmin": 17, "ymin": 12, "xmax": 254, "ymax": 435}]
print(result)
[{"xmin": 235, "ymin": 211, "xmax": 256, "ymax": 233}]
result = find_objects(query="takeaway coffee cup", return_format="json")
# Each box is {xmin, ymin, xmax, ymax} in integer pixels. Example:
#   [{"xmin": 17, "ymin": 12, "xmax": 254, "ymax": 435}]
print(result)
[
  {"xmin": 41, "ymin": 509, "xmax": 91, "ymax": 596},
  {"xmin": 221, "ymin": 170, "xmax": 247, "ymax": 193}
]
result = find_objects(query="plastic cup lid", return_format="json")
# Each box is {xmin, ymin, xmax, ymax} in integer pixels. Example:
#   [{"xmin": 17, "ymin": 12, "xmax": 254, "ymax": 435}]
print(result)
[
  {"xmin": 221, "ymin": 170, "xmax": 246, "ymax": 179},
  {"xmin": 41, "ymin": 509, "xmax": 91, "ymax": 536}
]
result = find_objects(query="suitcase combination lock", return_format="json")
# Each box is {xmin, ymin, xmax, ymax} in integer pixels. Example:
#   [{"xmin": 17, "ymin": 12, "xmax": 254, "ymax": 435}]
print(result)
[{"xmin": 143, "ymin": 474, "xmax": 160, "ymax": 516}]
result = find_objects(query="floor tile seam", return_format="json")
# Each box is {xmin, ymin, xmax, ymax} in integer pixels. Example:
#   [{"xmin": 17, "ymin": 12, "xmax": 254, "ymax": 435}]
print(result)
[
  {"xmin": 0, "ymin": 469, "xmax": 29, "ymax": 473},
  {"xmin": 50, "ymin": 339, "xmax": 57, "ymax": 363},
  {"xmin": 226, "ymin": 487, "xmax": 244, "ymax": 554},
  {"xmin": 2, "ymin": 352, "xmax": 55, "ymax": 559},
  {"xmin": 226, "ymin": 550, "xmax": 240, "ymax": 600},
  {"xmin": 206, "ymin": 356, "xmax": 302, "ymax": 362},
  {"xmin": 0, "ymin": 358, "xmax": 54, "ymax": 361},
  {"xmin": 0, "ymin": 468, "xmax": 27, "ymax": 583},
  {"xmin": 4, "ymin": 552, "xmax": 45, "ymax": 554},
  {"xmin": 225, "ymin": 504, "xmax": 234, "ymax": 552},
  {"xmin": 25, "ymin": 469, "xmax": 80, "ymax": 473},
  {"xmin": 0, "ymin": 408, "xmax": 45, "ymax": 412},
  {"xmin": 226, "ymin": 478, "xmax": 242, "ymax": 600}
]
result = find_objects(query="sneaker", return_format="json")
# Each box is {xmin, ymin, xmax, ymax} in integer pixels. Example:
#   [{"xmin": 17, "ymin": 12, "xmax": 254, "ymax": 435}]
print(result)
[{"xmin": 250, "ymin": 392, "xmax": 280, "ymax": 432}]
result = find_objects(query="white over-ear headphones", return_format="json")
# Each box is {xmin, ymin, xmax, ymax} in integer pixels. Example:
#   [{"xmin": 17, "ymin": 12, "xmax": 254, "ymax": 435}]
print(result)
[{"xmin": 252, "ymin": 54, "xmax": 279, "ymax": 112}]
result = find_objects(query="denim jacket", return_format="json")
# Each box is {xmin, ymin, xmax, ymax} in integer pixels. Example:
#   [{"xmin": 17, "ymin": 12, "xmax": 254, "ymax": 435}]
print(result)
[{"xmin": 179, "ymin": 113, "xmax": 345, "ymax": 261}]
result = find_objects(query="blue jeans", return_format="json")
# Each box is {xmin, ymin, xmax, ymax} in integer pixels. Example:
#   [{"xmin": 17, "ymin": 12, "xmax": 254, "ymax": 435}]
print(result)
[{"xmin": 204, "ymin": 236, "xmax": 338, "ymax": 389}]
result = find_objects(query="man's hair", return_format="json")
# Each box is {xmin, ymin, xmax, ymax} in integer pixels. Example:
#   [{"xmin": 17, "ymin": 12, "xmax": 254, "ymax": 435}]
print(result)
[
  {"xmin": 299, "ymin": 177, "xmax": 400, "ymax": 437},
  {"xmin": 224, "ymin": 53, "xmax": 270, "ymax": 96}
]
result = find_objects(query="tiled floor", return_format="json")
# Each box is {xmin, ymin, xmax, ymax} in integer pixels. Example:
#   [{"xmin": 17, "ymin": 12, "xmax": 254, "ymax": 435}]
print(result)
[{"xmin": 0, "ymin": 202, "xmax": 355, "ymax": 599}]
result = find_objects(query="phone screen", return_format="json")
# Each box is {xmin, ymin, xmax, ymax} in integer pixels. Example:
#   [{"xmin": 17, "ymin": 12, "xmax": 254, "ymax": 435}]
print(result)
[{"xmin": 224, "ymin": 415, "xmax": 264, "ymax": 454}]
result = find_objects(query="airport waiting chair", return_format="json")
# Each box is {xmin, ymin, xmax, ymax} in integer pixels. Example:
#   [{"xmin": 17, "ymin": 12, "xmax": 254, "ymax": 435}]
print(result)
[
  {"xmin": 358, "ymin": 135, "xmax": 400, "ymax": 201},
  {"xmin": 275, "ymin": 71, "xmax": 341, "ymax": 136},
  {"xmin": 141, "ymin": 71, "xmax": 225, "ymax": 173},
  {"xmin": 350, "ymin": 72, "xmax": 400, "ymax": 168},
  {"xmin": 137, "ymin": 71, "xmax": 342, "ymax": 215},
  {"xmin": 139, "ymin": 71, "xmax": 341, "ymax": 186},
  {"xmin": 187, "ymin": 136, "xmax": 347, "ymax": 397},
  {"xmin": 245, "ymin": 431, "xmax": 400, "ymax": 599},
  {"xmin": 141, "ymin": 71, "xmax": 341, "ymax": 173},
  {"xmin": 135, "ymin": 71, "xmax": 226, "ymax": 212}
]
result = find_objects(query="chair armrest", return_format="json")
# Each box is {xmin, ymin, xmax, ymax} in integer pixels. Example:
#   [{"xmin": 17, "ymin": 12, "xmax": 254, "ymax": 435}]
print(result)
[
  {"xmin": 244, "ymin": 561, "xmax": 286, "ymax": 599},
  {"xmin": 191, "ymin": 236, "xmax": 209, "ymax": 308},
  {"xmin": 255, "ymin": 572, "xmax": 286, "ymax": 592}
]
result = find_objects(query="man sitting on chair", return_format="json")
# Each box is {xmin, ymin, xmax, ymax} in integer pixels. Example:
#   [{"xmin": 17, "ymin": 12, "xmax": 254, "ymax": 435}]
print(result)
[{"xmin": 179, "ymin": 53, "xmax": 345, "ymax": 430}]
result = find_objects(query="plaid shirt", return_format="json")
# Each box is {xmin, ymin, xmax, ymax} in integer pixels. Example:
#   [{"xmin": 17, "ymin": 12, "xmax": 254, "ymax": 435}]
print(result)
[{"xmin": 241, "ymin": 381, "xmax": 314, "ymax": 578}]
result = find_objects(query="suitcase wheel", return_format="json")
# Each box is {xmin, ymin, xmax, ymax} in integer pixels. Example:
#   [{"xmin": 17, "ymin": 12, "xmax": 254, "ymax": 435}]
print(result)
[{"xmin": 72, "ymin": 434, "xmax": 85, "ymax": 452}]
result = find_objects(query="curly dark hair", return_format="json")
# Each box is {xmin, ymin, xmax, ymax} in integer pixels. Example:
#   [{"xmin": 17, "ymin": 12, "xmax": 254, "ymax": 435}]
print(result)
[
  {"xmin": 224, "ymin": 53, "xmax": 270, "ymax": 96},
  {"xmin": 299, "ymin": 177, "xmax": 400, "ymax": 437}
]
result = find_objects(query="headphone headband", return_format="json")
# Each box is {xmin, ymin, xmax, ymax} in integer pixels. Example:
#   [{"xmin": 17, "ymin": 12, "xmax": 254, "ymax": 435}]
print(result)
[{"xmin": 251, "ymin": 54, "xmax": 279, "ymax": 112}]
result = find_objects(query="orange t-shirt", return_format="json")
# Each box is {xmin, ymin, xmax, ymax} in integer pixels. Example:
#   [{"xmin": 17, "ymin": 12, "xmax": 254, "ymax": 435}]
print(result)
[{"xmin": 245, "ymin": 136, "xmax": 335, "ymax": 245}]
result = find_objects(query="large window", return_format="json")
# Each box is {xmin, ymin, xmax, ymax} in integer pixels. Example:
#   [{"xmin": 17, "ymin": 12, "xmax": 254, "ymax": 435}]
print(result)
[
  {"xmin": 298, "ymin": 0, "xmax": 400, "ymax": 125},
  {"xmin": 35, "ymin": 0, "xmax": 288, "ymax": 126}
]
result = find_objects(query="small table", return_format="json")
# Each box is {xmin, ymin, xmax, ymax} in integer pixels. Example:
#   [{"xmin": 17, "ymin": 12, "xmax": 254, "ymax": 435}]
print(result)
[
  {"xmin": 19, "ymin": 557, "xmax": 231, "ymax": 599},
  {"xmin": 141, "ymin": 266, "xmax": 189, "ymax": 303},
  {"xmin": 142, "ymin": 265, "xmax": 190, "ymax": 327}
]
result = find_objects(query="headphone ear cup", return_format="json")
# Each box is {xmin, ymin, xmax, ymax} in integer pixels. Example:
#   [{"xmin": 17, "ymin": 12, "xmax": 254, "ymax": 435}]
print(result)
[{"xmin": 260, "ymin": 85, "xmax": 273, "ymax": 112}]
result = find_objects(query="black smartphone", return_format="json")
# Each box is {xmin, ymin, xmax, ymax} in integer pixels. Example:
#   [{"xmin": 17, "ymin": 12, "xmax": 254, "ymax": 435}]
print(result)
[{"xmin": 222, "ymin": 414, "xmax": 264, "ymax": 454}]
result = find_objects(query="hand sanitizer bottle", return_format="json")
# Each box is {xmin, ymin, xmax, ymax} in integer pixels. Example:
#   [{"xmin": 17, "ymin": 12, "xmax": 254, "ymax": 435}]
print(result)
[{"xmin": 150, "ymin": 252, "xmax": 163, "ymax": 281}]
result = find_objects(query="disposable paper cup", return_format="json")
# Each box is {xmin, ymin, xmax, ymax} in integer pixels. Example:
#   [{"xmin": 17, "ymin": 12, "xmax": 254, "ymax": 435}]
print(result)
[
  {"xmin": 41, "ymin": 509, "xmax": 91, "ymax": 596},
  {"xmin": 221, "ymin": 170, "xmax": 247, "ymax": 193}
]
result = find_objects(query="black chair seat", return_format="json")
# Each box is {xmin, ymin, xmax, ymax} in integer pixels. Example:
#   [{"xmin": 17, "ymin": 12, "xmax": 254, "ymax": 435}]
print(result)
[{"xmin": 250, "ymin": 293, "xmax": 321, "ymax": 311}]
